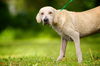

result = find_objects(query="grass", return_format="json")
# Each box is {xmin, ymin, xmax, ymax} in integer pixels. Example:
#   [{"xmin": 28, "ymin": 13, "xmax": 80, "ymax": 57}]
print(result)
[{"xmin": 0, "ymin": 36, "xmax": 100, "ymax": 66}]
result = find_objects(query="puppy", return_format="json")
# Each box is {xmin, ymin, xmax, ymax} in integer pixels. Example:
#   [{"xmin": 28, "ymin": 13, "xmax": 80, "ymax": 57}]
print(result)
[{"xmin": 36, "ymin": 6, "xmax": 100, "ymax": 63}]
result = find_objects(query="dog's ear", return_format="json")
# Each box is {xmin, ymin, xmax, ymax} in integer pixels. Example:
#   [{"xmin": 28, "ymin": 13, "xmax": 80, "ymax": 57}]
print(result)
[
  {"xmin": 54, "ymin": 11, "xmax": 59, "ymax": 25},
  {"xmin": 36, "ymin": 13, "xmax": 41, "ymax": 23}
]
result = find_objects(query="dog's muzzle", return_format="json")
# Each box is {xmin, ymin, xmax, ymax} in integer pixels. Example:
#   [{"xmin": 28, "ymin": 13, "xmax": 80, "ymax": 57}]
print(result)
[{"xmin": 43, "ymin": 18, "xmax": 49, "ymax": 25}]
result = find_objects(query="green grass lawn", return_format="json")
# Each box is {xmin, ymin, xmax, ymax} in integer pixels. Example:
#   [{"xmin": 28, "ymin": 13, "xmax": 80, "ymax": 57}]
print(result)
[{"xmin": 0, "ymin": 36, "xmax": 100, "ymax": 66}]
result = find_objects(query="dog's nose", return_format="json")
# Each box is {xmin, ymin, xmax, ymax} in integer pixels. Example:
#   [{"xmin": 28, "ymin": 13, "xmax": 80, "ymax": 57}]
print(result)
[{"xmin": 44, "ymin": 18, "xmax": 49, "ymax": 22}]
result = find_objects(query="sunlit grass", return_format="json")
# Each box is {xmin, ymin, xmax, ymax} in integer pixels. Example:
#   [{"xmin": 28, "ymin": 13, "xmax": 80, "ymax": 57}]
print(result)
[{"xmin": 0, "ymin": 35, "xmax": 100, "ymax": 65}]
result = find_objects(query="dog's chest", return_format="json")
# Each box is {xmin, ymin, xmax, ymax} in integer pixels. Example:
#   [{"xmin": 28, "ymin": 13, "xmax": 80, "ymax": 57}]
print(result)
[
  {"xmin": 52, "ymin": 25, "xmax": 63, "ymax": 36},
  {"xmin": 52, "ymin": 25, "xmax": 72, "ymax": 41}
]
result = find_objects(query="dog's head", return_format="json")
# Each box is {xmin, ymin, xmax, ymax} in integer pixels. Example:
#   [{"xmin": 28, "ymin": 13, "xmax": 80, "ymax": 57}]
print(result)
[{"xmin": 36, "ymin": 6, "xmax": 57, "ymax": 25}]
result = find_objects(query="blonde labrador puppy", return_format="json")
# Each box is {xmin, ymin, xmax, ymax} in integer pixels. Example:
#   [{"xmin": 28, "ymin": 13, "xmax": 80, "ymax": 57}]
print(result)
[{"xmin": 36, "ymin": 6, "xmax": 100, "ymax": 63}]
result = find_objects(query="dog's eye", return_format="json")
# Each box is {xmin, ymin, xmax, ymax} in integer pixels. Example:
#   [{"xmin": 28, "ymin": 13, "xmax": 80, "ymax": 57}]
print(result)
[
  {"xmin": 49, "ymin": 12, "xmax": 52, "ymax": 14},
  {"xmin": 41, "ymin": 12, "xmax": 44, "ymax": 15}
]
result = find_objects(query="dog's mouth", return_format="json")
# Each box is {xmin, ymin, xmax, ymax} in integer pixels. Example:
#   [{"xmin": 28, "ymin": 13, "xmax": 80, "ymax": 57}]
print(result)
[
  {"xmin": 44, "ymin": 22, "xmax": 49, "ymax": 25},
  {"xmin": 43, "ymin": 18, "xmax": 49, "ymax": 25}
]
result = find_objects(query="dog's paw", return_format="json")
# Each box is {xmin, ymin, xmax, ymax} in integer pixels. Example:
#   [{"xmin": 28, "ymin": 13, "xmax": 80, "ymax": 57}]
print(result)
[
  {"xmin": 78, "ymin": 58, "xmax": 82, "ymax": 63},
  {"xmin": 56, "ymin": 56, "xmax": 63, "ymax": 61}
]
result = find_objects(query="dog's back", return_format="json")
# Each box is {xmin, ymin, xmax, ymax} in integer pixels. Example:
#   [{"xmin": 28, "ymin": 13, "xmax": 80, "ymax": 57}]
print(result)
[{"xmin": 71, "ymin": 6, "xmax": 100, "ymax": 37}]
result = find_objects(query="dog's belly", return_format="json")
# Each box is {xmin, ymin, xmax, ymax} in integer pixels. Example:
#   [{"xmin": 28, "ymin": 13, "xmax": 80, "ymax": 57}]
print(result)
[
  {"xmin": 80, "ymin": 29, "xmax": 100, "ymax": 38},
  {"xmin": 77, "ymin": 21, "xmax": 100, "ymax": 37}
]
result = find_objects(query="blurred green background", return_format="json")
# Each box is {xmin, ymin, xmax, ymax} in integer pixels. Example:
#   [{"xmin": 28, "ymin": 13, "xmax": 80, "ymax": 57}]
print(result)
[
  {"xmin": 0, "ymin": 0, "xmax": 100, "ymax": 65},
  {"xmin": 0, "ymin": 0, "xmax": 99, "ymax": 40}
]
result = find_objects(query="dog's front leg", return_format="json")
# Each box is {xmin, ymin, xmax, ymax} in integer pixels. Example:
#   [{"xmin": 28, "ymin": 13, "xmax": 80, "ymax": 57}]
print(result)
[
  {"xmin": 66, "ymin": 29, "xmax": 82, "ymax": 63},
  {"xmin": 57, "ymin": 37, "xmax": 67, "ymax": 61}
]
